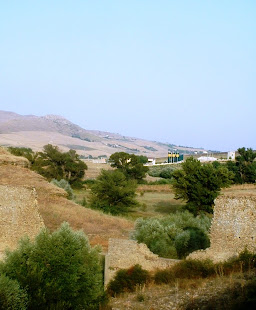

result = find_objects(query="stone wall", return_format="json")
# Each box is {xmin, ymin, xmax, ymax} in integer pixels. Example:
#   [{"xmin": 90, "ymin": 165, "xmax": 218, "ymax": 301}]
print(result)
[
  {"xmin": 0, "ymin": 185, "xmax": 45, "ymax": 259},
  {"xmin": 189, "ymin": 195, "xmax": 256, "ymax": 262},
  {"xmin": 104, "ymin": 238, "xmax": 179, "ymax": 286}
]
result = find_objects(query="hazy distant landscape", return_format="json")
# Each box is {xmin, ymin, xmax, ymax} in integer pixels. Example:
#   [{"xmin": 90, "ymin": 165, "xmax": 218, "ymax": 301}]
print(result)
[
  {"xmin": 1, "ymin": 1, "xmax": 255, "ymax": 309},
  {"xmin": 0, "ymin": 110, "xmax": 207, "ymax": 158}
]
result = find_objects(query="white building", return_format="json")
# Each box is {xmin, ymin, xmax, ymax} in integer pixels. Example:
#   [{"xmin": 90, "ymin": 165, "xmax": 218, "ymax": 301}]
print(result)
[
  {"xmin": 198, "ymin": 156, "xmax": 218, "ymax": 162},
  {"xmin": 227, "ymin": 151, "xmax": 236, "ymax": 161}
]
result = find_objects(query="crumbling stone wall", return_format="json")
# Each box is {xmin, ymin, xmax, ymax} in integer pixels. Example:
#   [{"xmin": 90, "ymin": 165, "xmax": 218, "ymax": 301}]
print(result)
[
  {"xmin": 189, "ymin": 195, "xmax": 256, "ymax": 262},
  {"xmin": 0, "ymin": 185, "xmax": 45, "ymax": 259},
  {"xmin": 104, "ymin": 238, "xmax": 179, "ymax": 286}
]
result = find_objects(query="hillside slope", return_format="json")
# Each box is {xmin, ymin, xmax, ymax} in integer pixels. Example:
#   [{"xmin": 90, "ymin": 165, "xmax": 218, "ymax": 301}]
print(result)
[
  {"xmin": 0, "ymin": 149, "xmax": 133, "ymax": 250},
  {"xmin": 0, "ymin": 110, "xmax": 206, "ymax": 158}
]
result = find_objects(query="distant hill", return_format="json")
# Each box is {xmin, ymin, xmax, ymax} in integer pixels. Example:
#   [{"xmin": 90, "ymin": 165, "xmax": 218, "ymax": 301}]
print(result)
[{"xmin": 0, "ymin": 110, "xmax": 206, "ymax": 158}]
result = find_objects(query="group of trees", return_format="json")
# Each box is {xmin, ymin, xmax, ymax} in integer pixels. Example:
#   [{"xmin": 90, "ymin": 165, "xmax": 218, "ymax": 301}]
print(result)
[
  {"xmin": 8, "ymin": 145, "xmax": 87, "ymax": 188},
  {"xmin": 225, "ymin": 147, "xmax": 256, "ymax": 184},
  {"xmin": 0, "ymin": 223, "xmax": 104, "ymax": 310},
  {"xmin": 171, "ymin": 147, "xmax": 255, "ymax": 215},
  {"xmin": 90, "ymin": 152, "xmax": 148, "ymax": 215}
]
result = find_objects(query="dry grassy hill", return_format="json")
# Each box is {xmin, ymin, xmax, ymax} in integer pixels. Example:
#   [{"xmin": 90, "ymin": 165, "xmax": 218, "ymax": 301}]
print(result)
[
  {"xmin": 0, "ymin": 110, "xmax": 206, "ymax": 158},
  {"xmin": 0, "ymin": 148, "xmax": 133, "ymax": 251}
]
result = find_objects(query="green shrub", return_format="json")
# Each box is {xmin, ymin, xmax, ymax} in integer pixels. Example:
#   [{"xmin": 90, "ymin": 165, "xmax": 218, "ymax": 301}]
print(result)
[
  {"xmin": 50, "ymin": 178, "xmax": 75, "ymax": 199},
  {"xmin": 0, "ymin": 223, "xmax": 104, "ymax": 310},
  {"xmin": 173, "ymin": 259, "xmax": 215, "ymax": 279},
  {"xmin": 107, "ymin": 265, "xmax": 150, "ymax": 296},
  {"xmin": 154, "ymin": 269, "xmax": 175, "ymax": 284},
  {"xmin": 131, "ymin": 211, "xmax": 211, "ymax": 259},
  {"xmin": 148, "ymin": 166, "xmax": 176, "ymax": 179},
  {"xmin": 0, "ymin": 275, "xmax": 28, "ymax": 310},
  {"xmin": 154, "ymin": 259, "xmax": 215, "ymax": 284}
]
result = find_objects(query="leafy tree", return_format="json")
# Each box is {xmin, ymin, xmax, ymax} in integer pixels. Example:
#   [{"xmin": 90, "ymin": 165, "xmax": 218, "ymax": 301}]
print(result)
[
  {"xmin": 227, "ymin": 147, "xmax": 256, "ymax": 184},
  {"xmin": 0, "ymin": 275, "xmax": 28, "ymax": 310},
  {"xmin": 90, "ymin": 169, "xmax": 138, "ymax": 215},
  {"xmin": 172, "ymin": 157, "xmax": 233, "ymax": 214},
  {"xmin": 8, "ymin": 145, "xmax": 88, "ymax": 187},
  {"xmin": 109, "ymin": 152, "xmax": 149, "ymax": 182},
  {"xmin": 0, "ymin": 223, "xmax": 104, "ymax": 310},
  {"xmin": 136, "ymin": 155, "xmax": 148, "ymax": 164},
  {"xmin": 34, "ymin": 144, "xmax": 87, "ymax": 187}
]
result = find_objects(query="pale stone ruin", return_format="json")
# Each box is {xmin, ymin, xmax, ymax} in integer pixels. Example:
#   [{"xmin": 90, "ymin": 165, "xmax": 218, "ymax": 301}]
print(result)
[
  {"xmin": 0, "ymin": 185, "xmax": 45, "ymax": 259},
  {"xmin": 105, "ymin": 193, "xmax": 256, "ymax": 285},
  {"xmin": 189, "ymin": 194, "xmax": 256, "ymax": 262},
  {"xmin": 104, "ymin": 238, "xmax": 179, "ymax": 286}
]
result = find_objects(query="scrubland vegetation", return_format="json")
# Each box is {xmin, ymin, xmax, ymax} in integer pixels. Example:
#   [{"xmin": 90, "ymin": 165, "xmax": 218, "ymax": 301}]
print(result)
[
  {"xmin": 2, "ymin": 146, "xmax": 256, "ymax": 309},
  {"xmin": 107, "ymin": 250, "xmax": 256, "ymax": 309}
]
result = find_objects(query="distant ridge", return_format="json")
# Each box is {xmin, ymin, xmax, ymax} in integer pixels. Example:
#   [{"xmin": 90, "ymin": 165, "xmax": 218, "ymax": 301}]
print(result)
[{"xmin": 0, "ymin": 110, "xmax": 206, "ymax": 158}]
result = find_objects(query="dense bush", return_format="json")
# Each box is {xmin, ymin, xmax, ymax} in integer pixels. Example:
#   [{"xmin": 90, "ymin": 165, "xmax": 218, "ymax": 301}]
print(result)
[
  {"xmin": 131, "ymin": 211, "xmax": 211, "ymax": 259},
  {"xmin": 154, "ymin": 259, "xmax": 215, "ymax": 284},
  {"xmin": 107, "ymin": 265, "xmax": 150, "ymax": 296},
  {"xmin": 0, "ymin": 223, "xmax": 104, "ymax": 310},
  {"xmin": 0, "ymin": 275, "xmax": 28, "ymax": 310},
  {"xmin": 148, "ymin": 166, "xmax": 176, "ymax": 179},
  {"xmin": 50, "ymin": 179, "xmax": 75, "ymax": 200}
]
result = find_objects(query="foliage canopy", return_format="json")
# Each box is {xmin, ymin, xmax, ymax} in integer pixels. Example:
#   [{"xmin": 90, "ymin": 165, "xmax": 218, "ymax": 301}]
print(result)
[
  {"xmin": 172, "ymin": 157, "xmax": 233, "ymax": 214},
  {"xmin": 90, "ymin": 169, "xmax": 138, "ymax": 215},
  {"xmin": 0, "ymin": 223, "xmax": 104, "ymax": 310},
  {"xmin": 109, "ymin": 152, "xmax": 148, "ymax": 182},
  {"xmin": 9, "ymin": 145, "xmax": 87, "ymax": 187},
  {"xmin": 0, "ymin": 275, "xmax": 28, "ymax": 310},
  {"xmin": 226, "ymin": 147, "xmax": 256, "ymax": 184},
  {"xmin": 131, "ymin": 211, "xmax": 211, "ymax": 259}
]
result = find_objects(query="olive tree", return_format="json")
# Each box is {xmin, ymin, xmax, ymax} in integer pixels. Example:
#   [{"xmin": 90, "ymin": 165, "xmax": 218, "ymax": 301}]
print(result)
[{"xmin": 0, "ymin": 223, "xmax": 104, "ymax": 310}]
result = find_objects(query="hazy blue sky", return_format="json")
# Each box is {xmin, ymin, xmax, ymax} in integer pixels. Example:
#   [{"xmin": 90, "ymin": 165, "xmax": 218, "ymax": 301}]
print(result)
[{"xmin": 1, "ymin": 1, "xmax": 255, "ymax": 151}]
